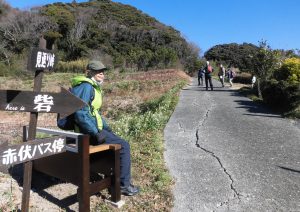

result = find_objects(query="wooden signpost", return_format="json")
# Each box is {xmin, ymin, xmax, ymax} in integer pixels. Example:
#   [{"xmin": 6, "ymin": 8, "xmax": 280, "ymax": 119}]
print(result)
[{"xmin": 0, "ymin": 37, "xmax": 86, "ymax": 211}]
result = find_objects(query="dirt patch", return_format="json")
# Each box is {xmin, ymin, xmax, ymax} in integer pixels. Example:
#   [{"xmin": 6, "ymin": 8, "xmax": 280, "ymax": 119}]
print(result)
[
  {"xmin": 229, "ymin": 83, "xmax": 250, "ymax": 90},
  {"xmin": 202, "ymin": 81, "xmax": 248, "ymax": 91}
]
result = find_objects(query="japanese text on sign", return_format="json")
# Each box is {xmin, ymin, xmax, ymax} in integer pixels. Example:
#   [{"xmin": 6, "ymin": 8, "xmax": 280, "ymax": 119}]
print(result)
[
  {"xmin": 1, "ymin": 137, "xmax": 65, "ymax": 166},
  {"xmin": 35, "ymin": 51, "xmax": 55, "ymax": 69},
  {"xmin": 33, "ymin": 94, "xmax": 54, "ymax": 112}
]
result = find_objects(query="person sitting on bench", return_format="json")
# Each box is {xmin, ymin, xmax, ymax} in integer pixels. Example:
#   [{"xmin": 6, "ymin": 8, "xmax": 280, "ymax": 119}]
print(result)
[{"xmin": 71, "ymin": 60, "xmax": 140, "ymax": 196}]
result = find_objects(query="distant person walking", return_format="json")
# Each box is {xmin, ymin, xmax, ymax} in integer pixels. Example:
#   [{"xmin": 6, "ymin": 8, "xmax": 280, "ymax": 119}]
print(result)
[
  {"xmin": 227, "ymin": 67, "xmax": 236, "ymax": 87},
  {"xmin": 204, "ymin": 61, "xmax": 214, "ymax": 91},
  {"xmin": 197, "ymin": 67, "xmax": 204, "ymax": 86},
  {"xmin": 251, "ymin": 75, "xmax": 256, "ymax": 88},
  {"xmin": 218, "ymin": 64, "xmax": 225, "ymax": 87}
]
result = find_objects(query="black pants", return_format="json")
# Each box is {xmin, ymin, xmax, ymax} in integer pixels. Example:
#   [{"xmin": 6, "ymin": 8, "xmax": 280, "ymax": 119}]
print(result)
[
  {"xmin": 92, "ymin": 130, "xmax": 131, "ymax": 187},
  {"xmin": 205, "ymin": 74, "xmax": 213, "ymax": 90},
  {"xmin": 198, "ymin": 76, "xmax": 203, "ymax": 85}
]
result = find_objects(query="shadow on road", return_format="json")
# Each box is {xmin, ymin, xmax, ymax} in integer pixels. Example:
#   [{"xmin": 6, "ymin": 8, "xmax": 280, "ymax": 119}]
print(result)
[
  {"xmin": 228, "ymin": 91, "xmax": 282, "ymax": 118},
  {"xmin": 234, "ymin": 99, "xmax": 282, "ymax": 118},
  {"xmin": 182, "ymin": 86, "xmax": 236, "ymax": 92}
]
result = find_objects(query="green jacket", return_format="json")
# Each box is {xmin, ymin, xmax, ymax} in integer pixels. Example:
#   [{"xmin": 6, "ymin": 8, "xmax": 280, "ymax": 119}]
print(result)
[{"xmin": 71, "ymin": 76, "xmax": 103, "ymax": 136}]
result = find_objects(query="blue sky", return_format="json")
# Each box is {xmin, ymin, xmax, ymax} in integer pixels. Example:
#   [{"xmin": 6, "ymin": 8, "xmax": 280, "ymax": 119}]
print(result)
[{"xmin": 5, "ymin": 0, "xmax": 300, "ymax": 54}]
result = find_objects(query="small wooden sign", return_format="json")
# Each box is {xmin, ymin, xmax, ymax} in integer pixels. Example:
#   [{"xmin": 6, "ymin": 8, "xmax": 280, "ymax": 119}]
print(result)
[
  {"xmin": 0, "ymin": 136, "xmax": 66, "ymax": 170},
  {"xmin": 0, "ymin": 87, "xmax": 86, "ymax": 116},
  {"xmin": 27, "ymin": 47, "xmax": 57, "ymax": 71}
]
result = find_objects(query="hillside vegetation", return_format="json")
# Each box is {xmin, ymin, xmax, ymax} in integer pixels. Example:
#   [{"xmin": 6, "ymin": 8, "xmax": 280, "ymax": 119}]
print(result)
[{"xmin": 0, "ymin": 0, "xmax": 201, "ymax": 75}]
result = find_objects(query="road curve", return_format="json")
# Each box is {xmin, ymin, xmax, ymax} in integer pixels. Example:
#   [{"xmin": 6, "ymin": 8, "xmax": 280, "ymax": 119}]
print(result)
[{"xmin": 164, "ymin": 78, "xmax": 300, "ymax": 211}]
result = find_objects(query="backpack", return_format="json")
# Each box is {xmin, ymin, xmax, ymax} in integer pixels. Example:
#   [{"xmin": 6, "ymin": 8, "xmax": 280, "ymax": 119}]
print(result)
[
  {"xmin": 231, "ymin": 71, "xmax": 236, "ymax": 78},
  {"xmin": 207, "ymin": 65, "xmax": 212, "ymax": 73},
  {"xmin": 57, "ymin": 113, "xmax": 75, "ymax": 130},
  {"xmin": 57, "ymin": 87, "xmax": 77, "ymax": 131},
  {"xmin": 198, "ymin": 69, "xmax": 204, "ymax": 76},
  {"xmin": 57, "ymin": 83, "xmax": 95, "ymax": 130}
]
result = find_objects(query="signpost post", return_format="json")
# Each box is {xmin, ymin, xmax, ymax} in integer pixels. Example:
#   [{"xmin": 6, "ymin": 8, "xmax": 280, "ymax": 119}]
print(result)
[
  {"xmin": 22, "ymin": 37, "xmax": 48, "ymax": 212},
  {"xmin": 0, "ymin": 37, "xmax": 85, "ymax": 211}
]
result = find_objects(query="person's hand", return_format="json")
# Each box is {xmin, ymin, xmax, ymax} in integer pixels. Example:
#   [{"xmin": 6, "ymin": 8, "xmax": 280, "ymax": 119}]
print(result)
[{"xmin": 95, "ymin": 131, "xmax": 106, "ymax": 144}]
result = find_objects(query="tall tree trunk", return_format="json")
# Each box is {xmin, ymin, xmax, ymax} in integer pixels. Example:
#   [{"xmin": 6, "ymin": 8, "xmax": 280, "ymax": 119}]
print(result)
[{"xmin": 257, "ymin": 78, "xmax": 262, "ymax": 99}]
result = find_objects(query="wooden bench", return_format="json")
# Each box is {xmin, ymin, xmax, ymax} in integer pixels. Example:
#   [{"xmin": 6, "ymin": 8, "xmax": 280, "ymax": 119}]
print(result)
[{"xmin": 30, "ymin": 127, "xmax": 124, "ymax": 211}]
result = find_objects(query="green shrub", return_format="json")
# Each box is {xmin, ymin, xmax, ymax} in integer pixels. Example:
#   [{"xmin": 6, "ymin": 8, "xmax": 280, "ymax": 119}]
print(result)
[
  {"xmin": 55, "ymin": 59, "xmax": 88, "ymax": 73},
  {"xmin": 0, "ymin": 62, "xmax": 9, "ymax": 77},
  {"xmin": 261, "ymin": 79, "xmax": 300, "ymax": 112},
  {"xmin": 274, "ymin": 57, "xmax": 300, "ymax": 83},
  {"xmin": 0, "ymin": 60, "xmax": 32, "ymax": 78},
  {"xmin": 111, "ymin": 81, "xmax": 184, "ymax": 138}
]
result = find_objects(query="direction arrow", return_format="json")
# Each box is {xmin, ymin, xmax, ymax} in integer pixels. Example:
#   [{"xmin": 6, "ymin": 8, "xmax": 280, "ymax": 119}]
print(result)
[
  {"xmin": 0, "ymin": 87, "xmax": 86, "ymax": 116},
  {"xmin": 0, "ymin": 136, "xmax": 66, "ymax": 173}
]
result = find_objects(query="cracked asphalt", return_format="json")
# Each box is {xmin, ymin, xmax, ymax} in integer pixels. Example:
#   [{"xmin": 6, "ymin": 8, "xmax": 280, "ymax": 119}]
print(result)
[{"xmin": 164, "ymin": 78, "xmax": 300, "ymax": 212}]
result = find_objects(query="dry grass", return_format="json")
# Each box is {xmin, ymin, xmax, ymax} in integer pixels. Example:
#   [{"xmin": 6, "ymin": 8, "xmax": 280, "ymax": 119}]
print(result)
[
  {"xmin": 103, "ymin": 69, "xmax": 190, "ymax": 114},
  {"xmin": 0, "ymin": 69, "xmax": 190, "ymax": 211}
]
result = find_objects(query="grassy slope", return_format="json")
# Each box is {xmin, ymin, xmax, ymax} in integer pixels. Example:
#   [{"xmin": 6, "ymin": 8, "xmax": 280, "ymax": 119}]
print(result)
[{"xmin": 0, "ymin": 69, "xmax": 190, "ymax": 211}]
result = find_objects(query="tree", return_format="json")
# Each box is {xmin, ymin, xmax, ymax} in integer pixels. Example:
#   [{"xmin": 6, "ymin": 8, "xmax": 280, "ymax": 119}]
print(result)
[
  {"xmin": 204, "ymin": 43, "xmax": 259, "ymax": 71},
  {"xmin": 66, "ymin": 7, "xmax": 97, "ymax": 59},
  {"xmin": 250, "ymin": 41, "xmax": 281, "ymax": 98},
  {"xmin": 0, "ymin": 40, "xmax": 12, "ymax": 67},
  {"xmin": 0, "ymin": 9, "xmax": 57, "ymax": 53},
  {"xmin": 0, "ymin": 0, "xmax": 11, "ymax": 19},
  {"xmin": 180, "ymin": 42, "xmax": 202, "ymax": 74}
]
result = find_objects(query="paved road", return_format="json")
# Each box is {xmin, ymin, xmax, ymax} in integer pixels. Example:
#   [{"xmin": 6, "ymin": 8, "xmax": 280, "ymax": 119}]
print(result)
[{"xmin": 164, "ymin": 78, "xmax": 300, "ymax": 212}]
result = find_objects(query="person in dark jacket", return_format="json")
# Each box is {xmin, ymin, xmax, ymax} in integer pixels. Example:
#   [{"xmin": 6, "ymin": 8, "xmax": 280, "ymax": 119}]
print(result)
[
  {"xmin": 197, "ymin": 67, "xmax": 204, "ymax": 86},
  {"xmin": 71, "ymin": 60, "xmax": 140, "ymax": 196},
  {"xmin": 227, "ymin": 67, "xmax": 236, "ymax": 87},
  {"xmin": 218, "ymin": 64, "xmax": 225, "ymax": 87},
  {"xmin": 204, "ymin": 61, "xmax": 214, "ymax": 91}
]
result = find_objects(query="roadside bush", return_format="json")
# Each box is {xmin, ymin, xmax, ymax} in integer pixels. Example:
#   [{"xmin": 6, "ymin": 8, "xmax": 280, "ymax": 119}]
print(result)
[
  {"xmin": 112, "ymin": 82, "xmax": 183, "ymax": 138},
  {"xmin": 55, "ymin": 59, "xmax": 88, "ymax": 73},
  {"xmin": 261, "ymin": 79, "xmax": 300, "ymax": 112},
  {"xmin": 0, "ymin": 58, "xmax": 31, "ymax": 78},
  {"xmin": 233, "ymin": 72, "xmax": 252, "ymax": 84},
  {"xmin": 274, "ymin": 57, "xmax": 300, "ymax": 83},
  {"xmin": 0, "ymin": 62, "xmax": 8, "ymax": 76}
]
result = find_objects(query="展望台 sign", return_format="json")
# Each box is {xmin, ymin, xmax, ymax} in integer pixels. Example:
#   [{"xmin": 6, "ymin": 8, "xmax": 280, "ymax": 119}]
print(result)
[{"xmin": 27, "ymin": 47, "xmax": 57, "ymax": 71}]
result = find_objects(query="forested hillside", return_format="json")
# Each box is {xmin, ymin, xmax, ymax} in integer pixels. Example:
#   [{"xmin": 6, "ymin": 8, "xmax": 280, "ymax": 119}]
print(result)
[{"xmin": 0, "ymin": 0, "xmax": 201, "ymax": 75}]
